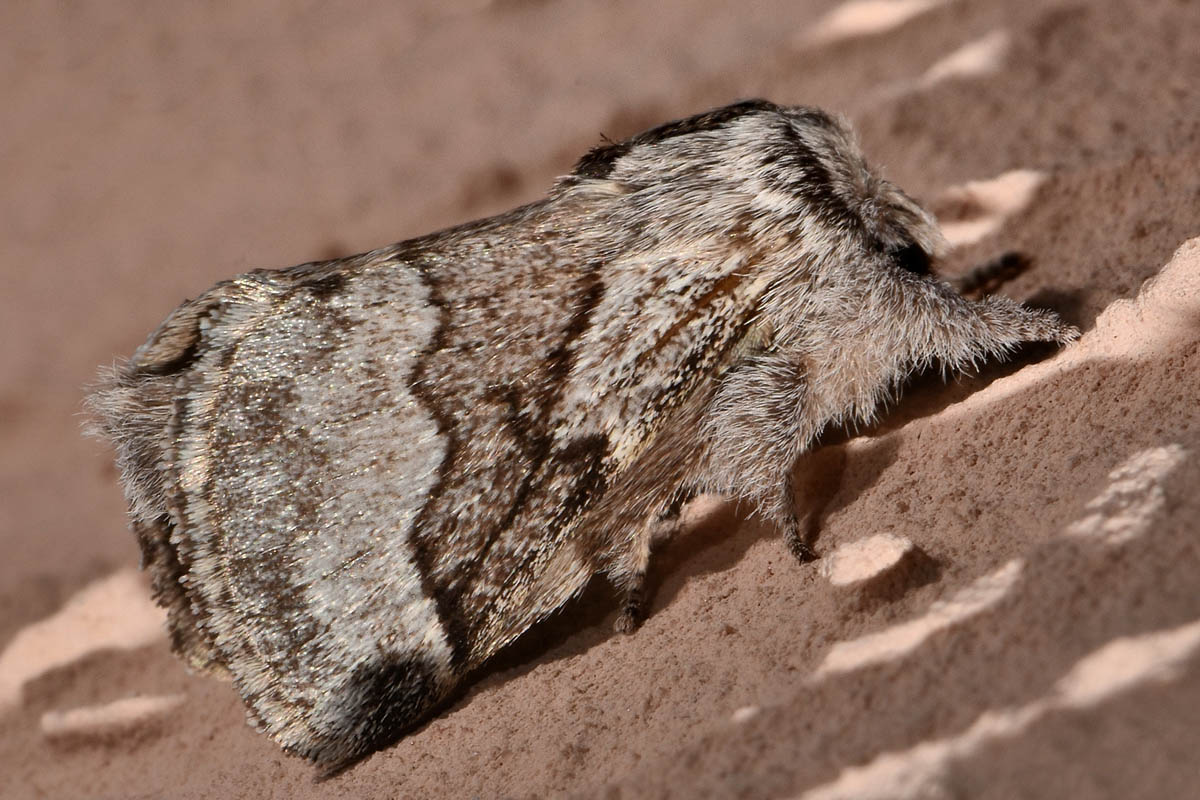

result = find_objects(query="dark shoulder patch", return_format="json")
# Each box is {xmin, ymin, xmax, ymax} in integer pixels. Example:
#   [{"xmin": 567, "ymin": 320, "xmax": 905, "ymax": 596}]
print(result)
[
  {"xmin": 285, "ymin": 258, "xmax": 353, "ymax": 299},
  {"xmin": 628, "ymin": 98, "xmax": 780, "ymax": 148},
  {"xmin": 572, "ymin": 99, "xmax": 780, "ymax": 180},
  {"xmin": 573, "ymin": 140, "xmax": 634, "ymax": 180},
  {"xmin": 301, "ymin": 272, "xmax": 347, "ymax": 299}
]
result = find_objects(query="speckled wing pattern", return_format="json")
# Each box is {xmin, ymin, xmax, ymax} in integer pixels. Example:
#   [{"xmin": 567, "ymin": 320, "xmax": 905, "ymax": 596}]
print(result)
[{"xmin": 120, "ymin": 193, "xmax": 768, "ymax": 767}]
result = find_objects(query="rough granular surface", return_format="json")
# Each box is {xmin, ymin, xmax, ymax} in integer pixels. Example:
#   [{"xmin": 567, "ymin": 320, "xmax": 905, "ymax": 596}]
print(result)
[{"xmin": 2, "ymin": 1, "xmax": 1199, "ymax": 798}]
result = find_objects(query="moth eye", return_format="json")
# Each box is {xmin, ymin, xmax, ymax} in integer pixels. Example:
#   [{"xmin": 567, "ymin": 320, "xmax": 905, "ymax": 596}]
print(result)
[{"xmin": 891, "ymin": 242, "xmax": 931, "ymax": 276}]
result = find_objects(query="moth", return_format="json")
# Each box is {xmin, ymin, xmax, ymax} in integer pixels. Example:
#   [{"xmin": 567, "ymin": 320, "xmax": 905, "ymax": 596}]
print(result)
[{"xmin": 88, "ymin": 99, "xmax": 1076, "ymax": 771}]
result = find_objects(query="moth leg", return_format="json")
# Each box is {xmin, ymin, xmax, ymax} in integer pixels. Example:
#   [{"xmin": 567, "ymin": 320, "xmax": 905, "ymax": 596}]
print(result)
[
  {"xmin": 610, "ymin": 515, "xmax": 654, "ymax": 635},
  {"xmin": 702, "ymin": 349, "xmax": 821, "ymax": 563},
  {"xmin": 659, "ymin": 483, "xmax": 697, "ymax": 525},
  {"xmin": 610, "ymin": 489, "xmax": 693, "ymax": 634},
  {"xmin": 780, "ymin": 470, "xmax": 818, "ymax": 563}
]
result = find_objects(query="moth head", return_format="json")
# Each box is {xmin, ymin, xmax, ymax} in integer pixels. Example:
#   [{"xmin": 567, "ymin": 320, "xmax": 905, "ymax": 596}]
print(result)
[{"xmin": 762, "ymin": 105, "xmax": 949, "ymax": 276}]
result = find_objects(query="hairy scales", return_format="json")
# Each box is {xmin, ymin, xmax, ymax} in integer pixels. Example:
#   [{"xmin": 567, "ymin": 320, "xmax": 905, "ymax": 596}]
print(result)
[{"xmin": 86, "ymin": 99, "xmax": 1077, "ymax": 771}]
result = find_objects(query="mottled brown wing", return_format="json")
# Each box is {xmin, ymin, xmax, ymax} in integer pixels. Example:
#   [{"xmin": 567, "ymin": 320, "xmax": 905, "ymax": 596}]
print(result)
[{"xmin": 92, "ymin": 196, "xmax": 768, "ymax": 768}]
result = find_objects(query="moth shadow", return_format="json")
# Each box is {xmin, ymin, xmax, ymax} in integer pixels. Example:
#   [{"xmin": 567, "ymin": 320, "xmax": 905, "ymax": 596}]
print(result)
[
  {"xmin": 646, "ymin": 496, "xmax": 766, "ymax": 616},
  {"xmin": 457, "ymin": 499, "xmax": 762, "ymax": 708},
  {"xmin": 472, "ymin": 496, "xmax": 756, "ymax": 674},
  {"xmin": 474, "ymin": 577, "xmax": 623, "ymax": 681},
  {"xmin": 1022, "ymin": 287, "xmax": 1088, "ymax": 330},
  {"xmin": 867, "ymin": 338, "xmax": 1071, "ymax": 438},
  {"xmin": 787, "ymin": 326, "xmax": 1080, "ymax": 550},
  {"xmin": 792, "ymin": 435, "xmax": 900, "ymax": 552}
]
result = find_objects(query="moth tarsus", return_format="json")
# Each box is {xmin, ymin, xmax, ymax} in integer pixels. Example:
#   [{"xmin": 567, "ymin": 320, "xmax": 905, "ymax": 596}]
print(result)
[
  {"xmin": 614, "ymin": 585, "xmax": 647, "ymax": 635},
  {"xmin": 86, "ymin": 99, "xmax": 1077, "ymax": 771},
  {"xmin": 785, "ymin": 525, "xmax": 820, "ymax": 564}
]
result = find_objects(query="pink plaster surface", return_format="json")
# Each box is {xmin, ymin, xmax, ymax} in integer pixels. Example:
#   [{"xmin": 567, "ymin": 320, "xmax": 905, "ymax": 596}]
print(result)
[{"xmin": 3, "ymin": 1, "xmax": 1199, "ymax": 797}]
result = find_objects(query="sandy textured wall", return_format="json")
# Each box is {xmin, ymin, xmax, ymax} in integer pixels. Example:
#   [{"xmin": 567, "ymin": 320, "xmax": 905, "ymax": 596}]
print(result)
[{"xmin": 2, "ymin": 1, "xmax": 1199, "ymax": 797}]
